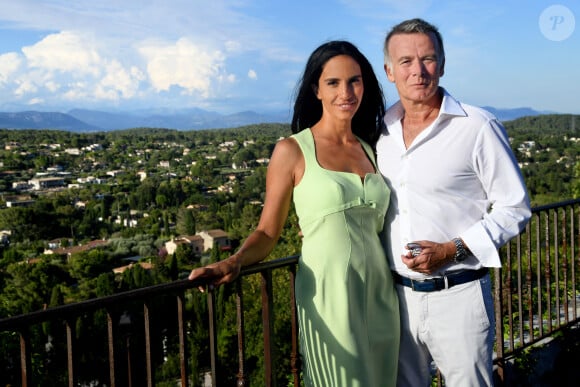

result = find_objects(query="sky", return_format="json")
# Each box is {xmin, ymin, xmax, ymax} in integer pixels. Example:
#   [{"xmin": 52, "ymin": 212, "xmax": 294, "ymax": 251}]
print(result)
[{"xmin": 0, "ymin": 0, "xmax": 578, "ymax": 116}]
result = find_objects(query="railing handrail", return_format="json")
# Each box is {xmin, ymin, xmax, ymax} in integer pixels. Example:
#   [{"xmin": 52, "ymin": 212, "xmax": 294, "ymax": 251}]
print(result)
[
  {"xmin": 0, "ymin": 255, "xmax": 300, "ymax": 331},
  {"xmin": 530, "ymin": 197, "xmax": 580, "ymax": 213}
]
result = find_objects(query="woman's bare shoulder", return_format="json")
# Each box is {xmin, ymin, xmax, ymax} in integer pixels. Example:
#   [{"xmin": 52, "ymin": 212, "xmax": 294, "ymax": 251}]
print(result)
[
  {"xmin": 272, "ymin": 136, "xmax": 301, "ymax": 160},
  {"xmin": 269, "ymin": 136, "xmax": 305, "ymax": 184}
]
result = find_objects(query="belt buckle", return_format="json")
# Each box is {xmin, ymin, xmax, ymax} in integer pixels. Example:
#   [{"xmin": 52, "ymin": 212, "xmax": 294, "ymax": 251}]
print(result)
[
  {"xmin": 410, "ymin": 278, "xmax": 419, "ymax": 291},
  {"xmin": 411, "ymin": 275, "xmax": 448, "ymax": 291},
  {"xmin": 410, "ymin": 277, "xmax": 426, "ymax": 291}
]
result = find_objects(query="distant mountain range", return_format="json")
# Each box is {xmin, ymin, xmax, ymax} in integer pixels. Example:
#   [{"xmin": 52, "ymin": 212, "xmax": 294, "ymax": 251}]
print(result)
[
  {"xmin": 0, "ymin": 108, "xmax": 292, "ymax": 133},
  {"xmin": 480, "ymin": 106, "xmax": 552, "ymax": 122},
  {"xmin": 0, "ymin": 106, "xmax": 551, "ymax": 132}
]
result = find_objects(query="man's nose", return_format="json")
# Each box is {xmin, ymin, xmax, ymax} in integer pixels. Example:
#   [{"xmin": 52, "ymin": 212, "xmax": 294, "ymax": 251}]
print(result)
[{"xmin": 411, "ymin": 61, "xmax": 426, "ymax": 77}]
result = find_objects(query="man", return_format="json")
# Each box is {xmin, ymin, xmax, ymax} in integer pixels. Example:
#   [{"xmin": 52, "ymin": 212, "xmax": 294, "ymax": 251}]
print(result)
[{"xmin": 376, "ymin": 18, "xmax": 531, "ymax": 387}]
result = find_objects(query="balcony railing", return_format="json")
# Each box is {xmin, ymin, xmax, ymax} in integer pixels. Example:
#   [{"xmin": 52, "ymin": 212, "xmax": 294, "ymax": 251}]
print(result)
[
  {"xmin": 494, "ymin": 198, "xmax": 580, "ymax": 381},
  {"xmin": 1, "ymin": 199, "xmax": 580, "ymax": 386}
]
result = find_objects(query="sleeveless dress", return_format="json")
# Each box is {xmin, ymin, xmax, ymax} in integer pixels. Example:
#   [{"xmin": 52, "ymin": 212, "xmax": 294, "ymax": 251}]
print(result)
[{"xmin": 292, "ymin": 129, "xmax": 399, "ymax": 387}]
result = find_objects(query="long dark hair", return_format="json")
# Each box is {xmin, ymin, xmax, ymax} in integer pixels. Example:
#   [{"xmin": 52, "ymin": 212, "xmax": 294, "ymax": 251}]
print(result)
[{"xmin": 290, "ymin": 40, "xmax": 385, "ymax": 146}]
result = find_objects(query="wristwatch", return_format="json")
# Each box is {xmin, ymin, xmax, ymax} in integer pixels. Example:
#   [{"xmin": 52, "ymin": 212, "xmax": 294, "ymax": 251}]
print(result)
[{"xmin": 452, "ymin": 237, "xmax": 469, "ymax": 263}]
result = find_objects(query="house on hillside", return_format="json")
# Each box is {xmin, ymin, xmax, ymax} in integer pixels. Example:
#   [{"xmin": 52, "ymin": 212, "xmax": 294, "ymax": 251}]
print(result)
[
  {"xmin": 106, "ymin": 170, "xmax": 125, "ymax": 177},
  {"xmin": 0, "ymin": 230, "xmax": 10, "ymax": 247},
  {"xmin": 12, "ymin": 181, "xmax": 32, "ymax": 191},
  {"xmin": 164, "ymin": 229, "xmax": 231, "ymax": 256},
  {"xmin": 47, "ymin": 238, "xmax": 73, "ymax": 250},
  {"xmin": 4, "ymin": 194, "xmax": 34, "ymax": 207},
  {"xmin": 44, "ymin": 239, "xmax": 109, "ymax": 261},
  {"xmin": 198, "ymin": 229, "xmax": 231, "ymax": 252},
  {"xmin": 4, "ymin": 142, "xmax": 21, "ymax": 150},
  {"xmin": 28, "ymin": 177, "xmax": 66, "ymax": 190},
  {"xmin": 64, "ymin": 148, "xmax": 81, "ymax": 155},
  {"xmin": 165, "ymin": 235, "xmax": 205, "ymax": 256}
]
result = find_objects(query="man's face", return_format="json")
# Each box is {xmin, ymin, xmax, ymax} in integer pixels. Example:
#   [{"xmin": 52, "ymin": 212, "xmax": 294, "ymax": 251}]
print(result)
[{"xmin": 384, "ymin": 32, "xmax": 444, "ymax": 105}]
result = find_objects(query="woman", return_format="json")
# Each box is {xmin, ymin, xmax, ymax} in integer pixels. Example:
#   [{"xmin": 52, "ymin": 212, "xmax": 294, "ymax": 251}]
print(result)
[{"xmin": 189, "ymin": 40, "xmax": 399, "ymax": 386}]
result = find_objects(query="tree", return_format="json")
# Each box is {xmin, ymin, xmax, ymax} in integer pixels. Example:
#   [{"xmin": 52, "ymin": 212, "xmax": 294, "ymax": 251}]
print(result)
[
  {"xmin": 163, "ymin": 211, "xmax": 170, "ymax": 236},
  {"xmin": 175, "ymin": 243, "xmax": 195, "ymax": 266},
  {"xmin": 176, "ymin": 208, "xmax": 196, "ymax": 235},
  {"xmin": 168, "ymin": 253, "xmax": 179, "ymax": 280},
  {"xmin": 94, "ymin": 272, "xmax": 115, "ymax": 297},
  {"xmin": 49, "ymin": 284, "xmax": 65, "ymax": 307},
  {"xmin": 1, "ymin": 247, "xmax": 23, "ymax": 267},
  {"xmin": 232, "ymin": 148, "xmax": 255, "ymax": 168},
  {"xmin": 573, "ymin": 161, "xmax": 580, "ymax": 198},
  {"xmin": 0, "ymin": 258, "xmax": 71, "ymax": 317},
  {"xmin": 69, "ymin": 249, "xmax": 113, "ymax": 280}
]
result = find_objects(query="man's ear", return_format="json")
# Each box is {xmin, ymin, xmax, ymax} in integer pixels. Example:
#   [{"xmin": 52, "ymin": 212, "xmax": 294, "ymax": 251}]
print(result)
[{"xmin": 385, "ymin": 64, "xmax": 395, "ymax": 83}]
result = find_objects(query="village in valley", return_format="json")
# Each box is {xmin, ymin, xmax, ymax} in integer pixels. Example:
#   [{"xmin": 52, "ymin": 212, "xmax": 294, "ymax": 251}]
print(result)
[{"xmin": 0, "ymin": 125, "xmax": 296, "ymax": 302}]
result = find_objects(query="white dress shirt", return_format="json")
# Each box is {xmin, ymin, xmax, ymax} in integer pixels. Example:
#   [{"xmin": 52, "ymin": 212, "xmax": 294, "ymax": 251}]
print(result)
[{"xmin": 376, "ymin": 88, "xmax": 531, "ymax": 279}]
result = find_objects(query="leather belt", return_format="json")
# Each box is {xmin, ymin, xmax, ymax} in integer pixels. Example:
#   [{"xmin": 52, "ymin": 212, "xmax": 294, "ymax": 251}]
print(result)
[{"xmin": 392, "ymin": 268, "xmax": 489, "ymax": 292}]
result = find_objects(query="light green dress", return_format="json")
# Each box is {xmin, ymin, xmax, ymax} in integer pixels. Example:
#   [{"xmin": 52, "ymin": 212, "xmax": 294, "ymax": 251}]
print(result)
[{"xmin": 292, "ymin": 129, "xmax": 399, "ymax": 387}]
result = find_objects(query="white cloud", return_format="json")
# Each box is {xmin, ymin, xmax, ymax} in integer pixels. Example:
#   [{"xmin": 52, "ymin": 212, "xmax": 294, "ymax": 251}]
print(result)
[
  {"xmin": 0, "ymin": 52, "xmax": 23, "ymax": 83},
  {"xmin": 138, "ymin": 37, "xmax": 230, "ymax": 98},
  {"xmin": 23, "ymin": 31, "xmax": 102, "ymax": 76},
  {"xmin": 28, "ymin": 97, "xmax": 44, "ymax": 105},
  {"xmin": 0, "ymin": 27, "xmax": 240, "ymax": 108},
  {"xmin": 98, "ymin": 60, "xmax": 145, "ymax": 100},
  {"xmin": 45, "ymin": 80, "xmax": 60, "ymax": 92},
  {"xmin": 62, "ymin": 82, "xmax": 88, "ymax": 101},
  {"xmin": 14, "ymin": 79, "xmax": 37, "ymax": 96},
  {"xmin": 0, "ymin": 1, "xmax": 313, "ymax": 111},
  {"xmin": 2, "ymin": 30, "xmax": 145, "ymax": 104}
]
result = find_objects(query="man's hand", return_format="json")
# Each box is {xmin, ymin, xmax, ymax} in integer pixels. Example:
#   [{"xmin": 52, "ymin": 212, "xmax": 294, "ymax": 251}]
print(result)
[{"xmin": 401, "ymin": 240, "xmax": 455, "ymax": 274}]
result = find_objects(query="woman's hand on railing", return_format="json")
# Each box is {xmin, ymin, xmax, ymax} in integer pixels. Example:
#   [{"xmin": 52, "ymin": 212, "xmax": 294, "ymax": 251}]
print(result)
[{"xmin": 188, "ymin": 255, "xmax": 242, "ymax": 292}]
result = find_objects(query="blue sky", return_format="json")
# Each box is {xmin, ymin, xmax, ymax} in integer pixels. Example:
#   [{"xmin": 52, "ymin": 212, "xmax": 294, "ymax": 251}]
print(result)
[{"xmin": 0, "ymin": 0, "xmax": 578, "ymax": 115}]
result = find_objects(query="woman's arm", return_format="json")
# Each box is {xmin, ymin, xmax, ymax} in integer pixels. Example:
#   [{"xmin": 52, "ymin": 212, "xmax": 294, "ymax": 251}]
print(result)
[{"xmin": 188, "ymin": 137, "xmax": 304, "ymax": 290}]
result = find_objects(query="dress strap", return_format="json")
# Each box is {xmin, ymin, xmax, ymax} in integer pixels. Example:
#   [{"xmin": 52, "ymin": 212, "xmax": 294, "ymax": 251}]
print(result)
[{"xmin": 291, "ymin": 128, "xmax": 317, "ymax": 170}]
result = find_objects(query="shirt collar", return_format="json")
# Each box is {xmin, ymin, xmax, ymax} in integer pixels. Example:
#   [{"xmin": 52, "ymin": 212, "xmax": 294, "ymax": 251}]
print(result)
[
  {"xmin": 383, "ymin": 87, "xmax": 467, "ymax": 133},
  {"xmin": 439, "ymin": 87, "xmax": 467, "ymax": 118}
]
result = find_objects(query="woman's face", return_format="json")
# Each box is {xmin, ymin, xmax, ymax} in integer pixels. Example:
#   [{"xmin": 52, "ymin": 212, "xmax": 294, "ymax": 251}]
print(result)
[{"xmin": 315, "ymin": 55, "xmax": 364, "ymax": 123}]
